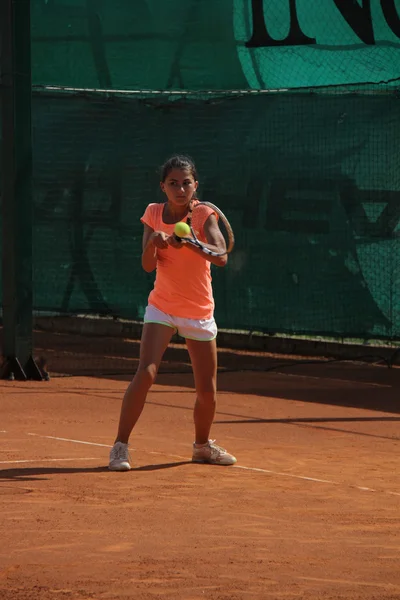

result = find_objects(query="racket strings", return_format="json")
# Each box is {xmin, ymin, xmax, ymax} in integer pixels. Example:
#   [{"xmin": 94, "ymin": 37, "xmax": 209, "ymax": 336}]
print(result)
[{"xmin": 184, "ymin": 200, "xmax": 234, "ymax": 256}]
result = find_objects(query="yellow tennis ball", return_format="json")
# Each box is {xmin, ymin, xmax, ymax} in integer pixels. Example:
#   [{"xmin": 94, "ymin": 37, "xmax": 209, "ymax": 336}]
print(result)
[{"xmin": 174, "ymin": 222, "xmax": 190, "ymax": 237}]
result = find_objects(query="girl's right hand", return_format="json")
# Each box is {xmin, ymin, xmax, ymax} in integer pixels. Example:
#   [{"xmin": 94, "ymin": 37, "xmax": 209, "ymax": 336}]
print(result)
[{"xmin": 151, "ymin": 231, "xmax": 169, "ymax": 249}]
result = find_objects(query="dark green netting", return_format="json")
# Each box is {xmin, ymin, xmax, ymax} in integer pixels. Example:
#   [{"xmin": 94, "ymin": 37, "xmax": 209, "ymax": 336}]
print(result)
[
  {"xmin": 17, "ymin": 87, "xmax": 399, "ymax": 339},
  {"xmin": 2, "ymin": 1, "xmax": 400, "ymax": 375}
]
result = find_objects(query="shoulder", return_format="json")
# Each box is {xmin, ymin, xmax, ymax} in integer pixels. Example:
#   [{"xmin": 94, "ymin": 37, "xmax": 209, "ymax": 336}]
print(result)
[
  {"xmin": 141, "ymin": 203, "xmax": 164, "ymax": 225},
  {"xmin": 144, "ymin": 203, "xmax": 164, "ymax": 215},
  {"xmin": 192, "ymin": 201, "xmax": 218, "ymax": 223}
]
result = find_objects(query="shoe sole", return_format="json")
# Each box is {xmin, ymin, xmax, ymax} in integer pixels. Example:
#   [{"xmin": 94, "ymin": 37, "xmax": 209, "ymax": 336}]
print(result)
[
  {"xmin": 192, "ymin": 458, "xmax": 237, "ymax": 466},
  {"xmin": 108, "ymin": 464, "xmax": 131, "ymax": 471}
]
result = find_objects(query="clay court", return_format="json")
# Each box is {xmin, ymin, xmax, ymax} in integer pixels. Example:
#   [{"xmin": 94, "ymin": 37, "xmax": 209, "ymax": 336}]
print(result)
[{"xmin": 1, "ymin": 333, "xmax": 400, "ymax": 600}]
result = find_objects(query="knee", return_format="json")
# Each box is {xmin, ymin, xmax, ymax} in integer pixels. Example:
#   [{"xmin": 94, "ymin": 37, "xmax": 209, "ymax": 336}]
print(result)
[
  {"xmin": 196, "ymin": 390, "xmax": 216, "ymax": 405},
  {"xmin": 136, "ymin": 362, "xmax": 158, "ymax": 387}
]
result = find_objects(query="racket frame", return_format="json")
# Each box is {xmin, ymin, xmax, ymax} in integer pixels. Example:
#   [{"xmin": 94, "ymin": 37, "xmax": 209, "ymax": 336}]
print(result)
[{"xmin": 175, "ymin": 201, "xmax": 235, "ymax": 257}]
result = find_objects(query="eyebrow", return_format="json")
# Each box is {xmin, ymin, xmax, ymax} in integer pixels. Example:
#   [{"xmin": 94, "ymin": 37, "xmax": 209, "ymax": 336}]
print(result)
[{"xmin": 168, "ymin": 178, "xmax": 192, "ymax": 182}]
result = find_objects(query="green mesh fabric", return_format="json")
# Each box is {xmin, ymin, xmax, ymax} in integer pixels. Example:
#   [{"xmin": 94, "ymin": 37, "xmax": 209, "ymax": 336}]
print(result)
[
  {"xmin": 1, "ymin": 0, "xmax": 400, "ymax": 343},
  {"xmin": 25, "ymin": 88, "xmax": 400, "ymax": 339}
]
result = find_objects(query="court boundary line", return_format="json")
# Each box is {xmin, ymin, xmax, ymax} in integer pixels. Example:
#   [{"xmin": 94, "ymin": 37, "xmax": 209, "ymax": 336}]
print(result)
[
  {"xmin": 272, "ymin": 371, "xmax": 392, "ymax": 388},
  {"xmin": 23, "ymin": 433, "xmax": 400, "ymax": 497},
  {"xmin": 27, "ymin": 433, "xmax": 110, "ymax": 448},
  {"xmin": 0, "ymin": 457, "xmax": 100, "ymax": 465}
]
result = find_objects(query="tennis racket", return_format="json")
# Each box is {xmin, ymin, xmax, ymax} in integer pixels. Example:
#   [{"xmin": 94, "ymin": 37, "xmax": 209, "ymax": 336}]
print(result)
[{"xmin": 174, "ymin": 201, "xmax": 235, "ymax": 257}]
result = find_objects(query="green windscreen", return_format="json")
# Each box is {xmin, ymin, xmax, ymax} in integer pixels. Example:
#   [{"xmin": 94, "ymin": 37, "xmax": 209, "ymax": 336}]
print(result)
[
  {"xmin": 30, "ymin": 87, "xmax": 400, "ymax": 339},
  {"xmin": 1, "ymin": 0, "xmax": 400, "ymax": 345}
]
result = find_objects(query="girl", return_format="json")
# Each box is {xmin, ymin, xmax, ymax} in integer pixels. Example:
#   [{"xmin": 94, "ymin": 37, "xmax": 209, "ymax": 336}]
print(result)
[{"xmin": 109, "ymin": 155, "xmax": 236, "ymax": 470}]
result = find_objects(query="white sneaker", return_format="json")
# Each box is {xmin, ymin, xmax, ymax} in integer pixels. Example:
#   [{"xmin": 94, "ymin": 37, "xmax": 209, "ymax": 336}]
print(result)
[
  {"xmin": 109, "ymin": 441, "xmax": 131, "ymax": 471},
  {"xmin": 192, "ymin": 440, "xmax": 237, "ymax": 466}
]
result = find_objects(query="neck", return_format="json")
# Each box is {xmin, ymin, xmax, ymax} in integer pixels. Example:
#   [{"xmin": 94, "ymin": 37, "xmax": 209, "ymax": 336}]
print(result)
[{"xmin": 165, "ymin": 200, "xmax": 192, "ymax": 221}]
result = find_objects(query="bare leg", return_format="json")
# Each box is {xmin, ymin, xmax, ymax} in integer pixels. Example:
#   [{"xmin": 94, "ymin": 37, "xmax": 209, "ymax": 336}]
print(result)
[
  {"xmin": 115, "ymin": 323, "xmax": 174, "ymax": 444},
  {"xmin": 186, "ymin": 338, "xmax": 217, "ymax": 445}
]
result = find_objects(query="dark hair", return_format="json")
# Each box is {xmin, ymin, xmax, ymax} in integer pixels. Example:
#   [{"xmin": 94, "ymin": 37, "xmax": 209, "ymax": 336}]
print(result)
[{"xmin": 160, "ymin": 155, "xmax": 198, "ymax": 182}]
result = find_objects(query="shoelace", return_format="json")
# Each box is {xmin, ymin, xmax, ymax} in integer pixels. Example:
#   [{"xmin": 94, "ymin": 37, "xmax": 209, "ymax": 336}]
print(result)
[
  {"xmin": 208, "ymin": 440, "xmax": 226, "ymax": 455},
  {"xmin": 112, "ymin": 445, "xmax": 129, "ymax": 461}
]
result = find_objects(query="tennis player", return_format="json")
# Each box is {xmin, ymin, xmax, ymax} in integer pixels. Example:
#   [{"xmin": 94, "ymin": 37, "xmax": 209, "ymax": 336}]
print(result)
[{"xmin": 109, "ymin": 155, "xmax": 237, "ymax": 470}]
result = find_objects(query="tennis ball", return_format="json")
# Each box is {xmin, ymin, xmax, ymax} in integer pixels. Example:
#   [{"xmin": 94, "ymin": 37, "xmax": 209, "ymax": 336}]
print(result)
[{"xmin": 174, "ymin": 222, "xmax": 190, "ymax": 237}]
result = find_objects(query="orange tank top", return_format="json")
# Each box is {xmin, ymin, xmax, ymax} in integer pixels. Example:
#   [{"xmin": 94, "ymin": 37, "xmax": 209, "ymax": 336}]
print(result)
[{"xmin": 140, "ymin": 202, "xmax": 216, "ymax": 319}]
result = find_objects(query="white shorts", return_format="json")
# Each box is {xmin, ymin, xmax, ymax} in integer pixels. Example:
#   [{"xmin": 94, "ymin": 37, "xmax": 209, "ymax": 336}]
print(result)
[{"xmin": 143, "ymin": 305, "xmax": 217, "ymax": 341}]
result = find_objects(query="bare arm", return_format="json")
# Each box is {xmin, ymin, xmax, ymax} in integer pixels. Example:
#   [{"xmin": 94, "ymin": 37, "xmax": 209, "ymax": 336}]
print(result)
[
  {"xmin": 176, "ymin": 213, "xmax": 228, "ymax": 267},
  {"xmin": 141, "ymin": 224, "xmax": 169, "ymax": 272}
]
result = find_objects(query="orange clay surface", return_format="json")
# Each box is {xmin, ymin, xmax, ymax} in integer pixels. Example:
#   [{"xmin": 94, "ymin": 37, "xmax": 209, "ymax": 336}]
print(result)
[{"xmin": 1, "ymin": 361, "xmax": 400, "ymax": 600}]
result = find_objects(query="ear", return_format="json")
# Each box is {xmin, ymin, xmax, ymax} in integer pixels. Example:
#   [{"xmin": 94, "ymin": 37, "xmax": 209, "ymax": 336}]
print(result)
[
  {"xmin": 194, "ymin": 180, "xmax": 199, "ymax": 191},
  {"xmin": 160, "ymin": 181, "xmax": 166, "ymax": 194}
]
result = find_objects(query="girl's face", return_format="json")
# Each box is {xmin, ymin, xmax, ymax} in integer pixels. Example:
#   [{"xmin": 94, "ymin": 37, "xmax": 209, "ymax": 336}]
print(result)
[{"xmin": 160, "ymin": 168, "xmax": 198, "ymax": 207}]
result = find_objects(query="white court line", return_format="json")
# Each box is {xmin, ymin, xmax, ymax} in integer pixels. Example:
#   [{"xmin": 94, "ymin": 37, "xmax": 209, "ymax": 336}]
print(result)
[
  {"xmin": 148, "ymin": 450, "xmax": 336, "ymax": 484},
  {"xmin": 274, "ymin": 371, "xmax": 392, "ymax": 388},
  {"xmin": 27, "ymin": 433, "xmax": 110, "ymax": 448},
  {"xmin": 0, "ymin": 457, "xmax": 99, "ymax": 465},
  {"xmin": 25, "ymin": 433, "xmax": 400, "ymax": 497},
  {"xmin": 235, "ymin": 464, "xmax": 336, "ymax": 484}
]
